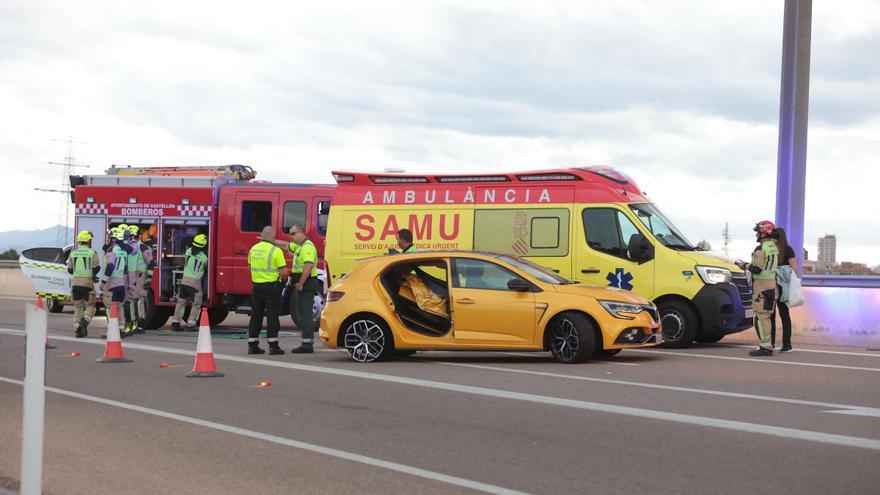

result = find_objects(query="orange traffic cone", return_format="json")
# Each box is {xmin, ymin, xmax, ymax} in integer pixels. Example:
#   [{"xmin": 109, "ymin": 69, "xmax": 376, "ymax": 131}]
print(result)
[
  {"xmin": 187, "ymin": 309, "xmax": 223, "ymax": 378},
  {"xmin": 97, "ymin": 303, "xmax": 132, "ymax": 363},
  {"xmin": 35, "ymin": 297, "xmax": 57, "ymax": 349}
]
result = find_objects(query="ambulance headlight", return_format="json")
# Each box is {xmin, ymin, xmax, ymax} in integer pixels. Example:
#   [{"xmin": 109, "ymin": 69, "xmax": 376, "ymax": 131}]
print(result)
[{"xmin": 696, "ymin": 266, "xmax": 732, "ymax": 285}]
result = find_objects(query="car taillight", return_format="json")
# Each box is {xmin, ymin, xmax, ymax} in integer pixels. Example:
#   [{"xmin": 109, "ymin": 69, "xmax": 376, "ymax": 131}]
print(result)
[{"xmin": 327, "ymin": 291, "xmax": 345, "ymax": 302}]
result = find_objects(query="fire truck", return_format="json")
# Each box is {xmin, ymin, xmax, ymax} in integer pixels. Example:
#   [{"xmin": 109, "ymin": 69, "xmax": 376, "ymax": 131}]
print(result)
[{"xmin": 56, "ymin": 165, "xmax": 333, "ymax": 328}]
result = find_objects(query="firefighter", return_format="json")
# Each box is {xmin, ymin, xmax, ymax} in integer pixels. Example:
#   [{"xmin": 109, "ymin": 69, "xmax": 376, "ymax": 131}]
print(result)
[
  {"xmin": 735, "ymin": 220, "xmax": 779, "ymax": 357},
  {"xmin": 126, "ymin": 225, "xmax": 153, "ymax": 333},
  {"xmin": 67, "ymin": 230, "xmax": 100, "ymax": 338},
  {"xmin": 171, "ymin": 234, "xmax": 208, "ymax": 331},
  {"xmin": 288, "ymin": 223, "xmax": 321, "ymax": 354},
  {"xmin": 247, "ymin": 226, "xmax": 289, "ymax": 355},
  {"xmin": 100, "ymin": 227, "xmax": 130, "ymax": 336}
]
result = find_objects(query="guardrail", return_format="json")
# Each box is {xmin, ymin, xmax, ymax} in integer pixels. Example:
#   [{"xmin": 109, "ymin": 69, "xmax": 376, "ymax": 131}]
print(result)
[
  {"xmin": 0, "ymin": 260, "xmax": 20, "ymax": 269},
  {"xmin": 802, "ymin": 274, "xmax": 880, "ymax": 289}
]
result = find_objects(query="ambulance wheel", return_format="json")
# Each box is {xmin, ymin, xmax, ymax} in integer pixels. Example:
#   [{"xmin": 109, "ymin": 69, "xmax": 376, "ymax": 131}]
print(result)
[
  {"xmin": 548, "ymin": 312, "xmax": 595, "ymax": 364},
  {"xmin": 658, "ymin": 300, "xmax": 698, "ymax": 348},
  {"xmin": 208, "ymin": 307, "xmax": 229, "ymax": 326},
  {"xmin": 142, "ymin": 291, "xmax": 171, "ymax": 329},
  {"xmin": 47, "ymin": 299, "xmax": 64, "ymax": 313}
]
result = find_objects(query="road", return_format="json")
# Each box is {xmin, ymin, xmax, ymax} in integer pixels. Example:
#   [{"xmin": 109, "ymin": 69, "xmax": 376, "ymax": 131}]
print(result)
[{"xmin": 1, "ymin": 295, "xmax": 879, "ymax": 494}]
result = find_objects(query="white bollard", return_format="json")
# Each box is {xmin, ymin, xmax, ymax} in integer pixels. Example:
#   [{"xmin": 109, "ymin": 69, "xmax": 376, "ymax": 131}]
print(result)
[{"xmin": 21, "ymin": 302, "xmax": 47, "ymax": 495}]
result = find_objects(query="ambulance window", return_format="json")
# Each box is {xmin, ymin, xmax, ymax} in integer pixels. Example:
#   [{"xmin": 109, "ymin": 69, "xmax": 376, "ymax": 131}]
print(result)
[
  {"xmin": 316, "ymin": 200, "xmax": 330, "ymax": 236},
  {"xmin": 582, "ymin": 208, "xmax": 640, "ymax": 261},
  {"xmin": 283, "ymin": 201, "xmax": 307, "ymax": 233},
  {"xmin": 530, "ymin": 217, "xmax": 560, "ymax": 249},
  {"xmin": 241, "ymin": 201, "xmax": 273, "ymax": 232}
]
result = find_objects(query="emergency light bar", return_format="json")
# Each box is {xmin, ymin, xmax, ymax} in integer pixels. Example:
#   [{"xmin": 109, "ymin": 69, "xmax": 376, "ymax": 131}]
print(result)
[
  {"xmin": 436, "ymin": 175, "xmax": 511, "ymax": 183},
  {"xmin": 333, "ymin": 173, "xmax": 355, "ymax": 182},
  {"xmin": 517, "ymin": 173, "xmax": 580, "ymax": 181},
  {"xmin": 369, "ymin": 176, "xmax": 429, "ymax": 184}
]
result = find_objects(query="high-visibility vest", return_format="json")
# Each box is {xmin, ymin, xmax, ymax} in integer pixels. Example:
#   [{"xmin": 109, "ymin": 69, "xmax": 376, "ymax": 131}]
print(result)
[
  {"xmin": 111, "ymin": 245, "xmax": 127, "ymax": 278},
  {"xmin": 71, "ymin": 247, "xmax": 96, "ymax": 278},
  {"xmin": 183, "ymin": 247, "xmax": 208, "ymax": 280},
  {"xmin": 128, "ymin": 242, "xmax": 147, "ymax": 273},
  {"xmin": 752, "ymin": 240, "xmax": 779, "ymax": 280},
  {"xmin": 248, "ymin": 241, "xmax": 284, "ymax": 283},
  {"xmin": 292, "ymin": 239, "xmax": 319, "ymax": 277}
]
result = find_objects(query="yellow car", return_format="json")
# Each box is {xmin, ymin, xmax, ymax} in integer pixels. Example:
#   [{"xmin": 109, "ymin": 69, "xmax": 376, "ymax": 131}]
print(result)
[{"xmin": 319, "ymin": 251, "xmax": 661, "ymax": 363}]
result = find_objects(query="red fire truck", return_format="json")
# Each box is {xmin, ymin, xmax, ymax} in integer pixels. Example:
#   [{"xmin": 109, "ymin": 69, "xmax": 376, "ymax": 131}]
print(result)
[{"xmin": 66, "ymin": 165, "xmax": 334, "ymax": 328}]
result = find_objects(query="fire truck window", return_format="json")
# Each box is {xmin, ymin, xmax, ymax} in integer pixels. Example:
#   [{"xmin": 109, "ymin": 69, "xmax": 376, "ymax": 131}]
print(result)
[
  {"xmin": 317, "ymin": 200, "xmax": 331, "ymax": 236},
  {"xmin": 241, "ymin": 201, "xmax": 273, "ymax": 232},
  {"xmin": 582, "ymin": 208, "xmax": 639, "ymax": 261},
  {"xmin": 282, "ymin": 201, "xmax": 306, "ymax": 233},
  {"xmin": 474, "ymin": 209, "xmax": 569, "ymax": 257}
]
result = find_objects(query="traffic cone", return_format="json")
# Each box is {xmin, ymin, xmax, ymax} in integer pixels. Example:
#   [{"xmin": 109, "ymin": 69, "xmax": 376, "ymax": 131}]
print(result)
[
  {"xmin": 186, "ymin": 309, "xmax": 223, "ymax": 378},
  {"xmin": 35, "ymin": 297, "xmax": 57, "ymax": 349},
  {"xmin": 97, "ymin": 303, "xmax": 132, "ymax": 363}
]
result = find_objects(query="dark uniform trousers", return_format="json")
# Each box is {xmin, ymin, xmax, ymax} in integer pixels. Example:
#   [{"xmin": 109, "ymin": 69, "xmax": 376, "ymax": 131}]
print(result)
[
  {"xmin": 248, "ymin": 282, "xmax": 282, "ymax": 340},
  {"xmin": 295, "ymin": 277, "xmax": 322, "ymax": 346}
]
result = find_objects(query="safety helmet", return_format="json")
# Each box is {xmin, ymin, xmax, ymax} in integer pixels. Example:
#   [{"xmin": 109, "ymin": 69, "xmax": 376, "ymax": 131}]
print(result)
[
  {"xmin": 118, "ymin": 223, "xmax": 128, "ymax": 231},
  {"xmin": 193, "ymin": 234, "xmax": 208, "ymax": 247},
  {"xmin": 111, "ymin": 227, "xmax": 125, "ymax": 241},
  {"xmin": 753, "ymin": 220, "xmax": 776, "ymax": 236},
  {"xmin": 76, "ymin": 230, "xmax": 93, "ymax": 243},
  {"xmin": 128, "ymin": 225, "xmax": 139, "ymax": 235}
]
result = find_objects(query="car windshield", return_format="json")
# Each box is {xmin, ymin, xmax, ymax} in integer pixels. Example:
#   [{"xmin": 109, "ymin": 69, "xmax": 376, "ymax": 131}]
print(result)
[
  {"xmin": 492, "ymin": 254, "xmax": 578, "ymax": 285},
  {"xmin": 629, "ymin": 203, "xmax": 696, "ymax": 250}
]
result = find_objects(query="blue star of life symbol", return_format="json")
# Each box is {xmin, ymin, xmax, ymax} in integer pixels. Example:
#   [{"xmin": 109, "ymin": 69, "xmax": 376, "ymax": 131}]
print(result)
[{"xmin": 606, "ymin": 268, "xmax": 634, "ymax": 291}]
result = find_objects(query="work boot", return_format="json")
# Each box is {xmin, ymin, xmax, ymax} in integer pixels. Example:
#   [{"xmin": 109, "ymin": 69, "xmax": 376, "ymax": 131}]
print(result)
[
  {"xmin": 268, "ymin": 343, "xmax": 285, "ymax": 355},
  {"xmin": 74, "ymin": 320, "xmax": 86, "ymax": 338},
  {"xmin": 749, "ymin": 347, "xmax": 773, "ymax": 357},
  {"xmin": 248, "ymin": 342, "xmax": 266, "ymax": 355},
  {"xmin": 171, "ymin": 321, "xmax": 182, "ymax": 332},
  {"xmin": 81, "ymin": 320, "xmax": 89, "ymax": 338},
  {"xmin": 290, "ymin": 345, "xmax": 314, "ymax": 354},
  {"xmin": 779, "ymin": 344, "xmax": 792, "ymax": 352},
  {"xmin": 136, "ymin": 319, "xmax": 146, "ymax": 334}
]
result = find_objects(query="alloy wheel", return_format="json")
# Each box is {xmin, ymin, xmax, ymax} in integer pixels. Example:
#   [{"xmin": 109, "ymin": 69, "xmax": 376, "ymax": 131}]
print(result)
[
  {"xmin": 343, "ymin": 319, "xmax": 387, "ymax": 363},
  {"xmin": 551, "ymin": 318, "xmax": 580, "ymax": 362}
]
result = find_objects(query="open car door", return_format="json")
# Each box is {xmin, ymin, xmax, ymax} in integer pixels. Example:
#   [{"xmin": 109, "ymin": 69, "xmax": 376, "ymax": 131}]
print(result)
[{"xmin": 19, "ymin": 246, "xmax": 73, "ymax": 310}]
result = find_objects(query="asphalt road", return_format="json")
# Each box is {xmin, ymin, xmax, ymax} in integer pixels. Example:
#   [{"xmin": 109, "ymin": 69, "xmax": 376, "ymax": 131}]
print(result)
[{"xmin": 1, "ymin": 295, "xmax": 879, "ymax": 494}]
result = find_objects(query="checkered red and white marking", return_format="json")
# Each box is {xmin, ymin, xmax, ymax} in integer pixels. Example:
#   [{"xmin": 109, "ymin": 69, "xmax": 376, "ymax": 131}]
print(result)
[
  {"xmin": 178, "ymin": 204, "xmax": 213, "ymax": 217},
  {"xmin": 75, "ymin": 203, "xmax": 108, "ymax": 215}
]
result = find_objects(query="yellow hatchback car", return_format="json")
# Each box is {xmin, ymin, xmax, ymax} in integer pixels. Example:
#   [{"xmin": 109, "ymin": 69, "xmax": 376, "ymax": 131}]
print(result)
[{"xmin": 319, "ymin": 251, "xmax": 661, "ymax": 363}]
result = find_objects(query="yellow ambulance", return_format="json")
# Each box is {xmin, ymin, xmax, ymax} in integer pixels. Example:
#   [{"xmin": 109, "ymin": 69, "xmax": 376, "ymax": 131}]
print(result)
[{"xmin": 324, "ymin": 166, "xmax": 753, "ymax": 347}]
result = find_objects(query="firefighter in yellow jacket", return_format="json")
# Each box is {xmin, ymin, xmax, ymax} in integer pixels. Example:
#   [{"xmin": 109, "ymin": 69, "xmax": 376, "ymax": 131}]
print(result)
[
  {"xmin": 67, "ymin": 230, "xmax": 100, "ymax": 337},
  {"xmin": 736, "ymin": 220, "xmax": 779, "ymax": 357}
]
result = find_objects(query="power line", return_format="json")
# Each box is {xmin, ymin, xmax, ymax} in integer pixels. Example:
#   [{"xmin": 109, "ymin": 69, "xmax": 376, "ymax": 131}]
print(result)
[{"xmin": 33, "ymin": 137, "xmax": 90, "ymax": 247}]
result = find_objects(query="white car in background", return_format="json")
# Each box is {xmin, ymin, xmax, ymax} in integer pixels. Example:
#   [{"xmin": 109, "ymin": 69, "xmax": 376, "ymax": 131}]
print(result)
[{"xmin": 19, "ymin": 246, "xmax": 77, "ymax": 312}]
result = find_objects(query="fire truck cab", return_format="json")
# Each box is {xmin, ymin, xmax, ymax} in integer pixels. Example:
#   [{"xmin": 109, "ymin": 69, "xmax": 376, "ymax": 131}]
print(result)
[{"xmin": 68, "ymin": 165, "xmax": 333, "ymax": 329}]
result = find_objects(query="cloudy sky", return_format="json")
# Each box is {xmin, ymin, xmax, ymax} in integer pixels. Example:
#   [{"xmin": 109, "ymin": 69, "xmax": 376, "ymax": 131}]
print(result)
[{"xmin": 1, "ymin": 0, "xmax": 878, "ymax": 264}]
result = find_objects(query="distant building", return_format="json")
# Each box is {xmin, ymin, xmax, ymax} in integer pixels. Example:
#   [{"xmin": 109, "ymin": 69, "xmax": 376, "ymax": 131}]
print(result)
[
  {"xmin": 818, "ymin": 235, "xmax": 836, "ymax": 265},
  {"xmin": 838, "ymin": 261, "xmax": 871, "ymax": 275},
  {"xmin": 803, "ymin": 248, "xmax": 808, "ymax": 261}
]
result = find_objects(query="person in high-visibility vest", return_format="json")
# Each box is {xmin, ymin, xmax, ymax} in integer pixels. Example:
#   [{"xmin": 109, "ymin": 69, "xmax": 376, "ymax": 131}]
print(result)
[
  {"xmin": 126, "ymin": 225, "xmax": 154, "ymax": 333},
  {"xmin": 100, "ymin": 227, "xmax": 130, "ymax": 335},
  {"xmin": 67, "ymin": 230, "xmax": 100, "ymax": 338},
  {"xmin": 247, "ymin": 226, "xmax": 289, "ymax": 355},
  {"xmin": 736, "ymin": 220, "xmax": 779, "ymax": 357},
  {"xmin": 396, "ymin": 228, "xmax": 418, "ymax": 253},
  {"xmin": 288, "ymin": 223, "xmax": 321, "ymax": 354},
  {"xmin": 171, "ymin": 234, "xmax": 208, "ymax": 331}
]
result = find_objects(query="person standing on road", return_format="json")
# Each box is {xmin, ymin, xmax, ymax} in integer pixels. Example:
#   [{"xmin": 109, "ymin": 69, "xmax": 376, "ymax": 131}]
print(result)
[
  {"xmin": 171, "ymin": 234, "xmax": 208, "ymax": 332},
  {"xmin": 288, "ymin": 223, "xmax": 321, "ymax": 354},
  {"xmin": 247, "ymin": 226, "xmax": 289, "ymax": 355},
  {"xmin": 101, "ymin": 227, "xmax": 130, "ymax": 335},
  {"xmin": 126, "ymin": 225, "xmax": 153, "ymax": 333},
  {"xmin": 771, "ymin": 227, "xmax": 797, "ymax": 352},
  {"xmin": 67, "ymin": 230, "xmax": 100, "ymax": 338},
  {"xmin": 397, "ymin": 228, "xmax": 417, "ymax": 253},
  {"xmin": 736, "ymin": 220, "xmax": 779, "ymax": 357}
]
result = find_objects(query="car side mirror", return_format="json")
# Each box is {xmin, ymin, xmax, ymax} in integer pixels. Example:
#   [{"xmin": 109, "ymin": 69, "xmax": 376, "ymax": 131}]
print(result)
[
  {"xmin": 628, "ymin": 234, "xmax": 654, "ymax": 264},
  {"xmin": 507, "ymin": 278, "xmax": 530, "ymax": 292}
]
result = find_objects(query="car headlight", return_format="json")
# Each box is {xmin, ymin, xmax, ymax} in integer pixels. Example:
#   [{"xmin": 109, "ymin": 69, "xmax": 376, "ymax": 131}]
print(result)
[
  {"xmin": 599, "ymin": 300, "xmax": 647, "ymax": 320},
  {"xmin": 695, "ymin": 266, "xmax": 732, "ymax": 285}
]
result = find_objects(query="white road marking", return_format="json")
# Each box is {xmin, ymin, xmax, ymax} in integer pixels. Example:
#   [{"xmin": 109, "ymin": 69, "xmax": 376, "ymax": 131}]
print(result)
[
  {"xmin": 2, "ymin": 329, "xmax": 880, "ymax": 450},
  {"xmin": 627, "ymin": 348, "xmax": 880, "ymax": 372},
  {"xmin": 0, "ymin": 376, "xmax": 530, "ymax": 495},
  {"xmin": 433, "ymin": 361, "xmax": 880, "ymax": 418}
]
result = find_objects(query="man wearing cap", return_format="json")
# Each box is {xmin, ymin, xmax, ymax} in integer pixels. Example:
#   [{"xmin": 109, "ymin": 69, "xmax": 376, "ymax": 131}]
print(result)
[
  {"xmin": 247, "ymin": 226, "xmax": 289, "ymax": 355},
  {"xmin": 171, "ymin": 233, "xmax": 208, "ymax": 331},
  {"xmin": 736, "ymin": 220, "xmax": 779, "ymax": 357},
  {"xmin": 288, "ymin": 223, "xmax": 321, "ymax": 354},
  {"xmin": 68, "ymin": 230, "xmax": 101, "ymax": 337}
]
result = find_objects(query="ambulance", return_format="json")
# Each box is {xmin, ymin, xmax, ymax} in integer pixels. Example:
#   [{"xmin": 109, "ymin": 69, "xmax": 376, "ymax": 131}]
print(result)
[
  {"xmin": 22, "ymin": 165, "xmax": 333, "ymax": 328},
  {"xmin": 323, "ymin": 166, "xmax": 754, "ymax": 347}
]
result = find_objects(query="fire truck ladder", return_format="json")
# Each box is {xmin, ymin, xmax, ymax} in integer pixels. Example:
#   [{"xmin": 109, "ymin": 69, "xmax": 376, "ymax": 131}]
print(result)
[{"xmin": 106, "ymin": 164, "xmax": 257, "ymax": 180}]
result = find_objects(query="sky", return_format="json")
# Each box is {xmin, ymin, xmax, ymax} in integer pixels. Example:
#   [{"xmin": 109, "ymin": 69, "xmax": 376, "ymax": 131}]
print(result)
[{"xmin": 1, "ymin": 0, "xmax": 878, "ymax": 264}]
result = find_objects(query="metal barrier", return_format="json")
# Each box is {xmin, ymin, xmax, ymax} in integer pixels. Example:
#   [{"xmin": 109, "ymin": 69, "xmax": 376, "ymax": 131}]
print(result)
[
  {"xmin": 0, "ymin": 260, "xmax": 20, "ymax": 269},
  {"xmin": 802, "ymin": 275, "xmax": 880, "ymax": 289}
]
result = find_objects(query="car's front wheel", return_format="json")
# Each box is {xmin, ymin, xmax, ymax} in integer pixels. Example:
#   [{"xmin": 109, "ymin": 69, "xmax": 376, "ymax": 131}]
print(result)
[
  {"xmin": 342, "ymin": 316, "xmax": 394, "ymax": 363},
  {"xmin": 548, "ymin": 312, "xmax": 595, "ymax": 364},
  {"xmin": 47, "ymin": 299, "xmax": 64, "ymax": 313}
]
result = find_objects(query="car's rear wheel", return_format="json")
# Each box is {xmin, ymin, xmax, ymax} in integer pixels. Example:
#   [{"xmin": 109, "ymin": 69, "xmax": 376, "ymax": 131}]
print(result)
[
  {"xmin": 549, "ymin": 312, "xmax": 595, "ymax": 364},
  {"xmin": 343, "ymin": 316, "xmax": 393, "ymax": 363}
]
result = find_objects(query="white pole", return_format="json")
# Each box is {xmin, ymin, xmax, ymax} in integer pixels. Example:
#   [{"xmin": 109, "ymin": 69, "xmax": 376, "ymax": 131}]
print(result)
[{"xmin": 21, "ymin": 302, "xmax": 47, "ymax": 495}]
